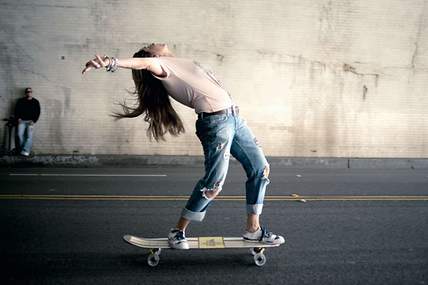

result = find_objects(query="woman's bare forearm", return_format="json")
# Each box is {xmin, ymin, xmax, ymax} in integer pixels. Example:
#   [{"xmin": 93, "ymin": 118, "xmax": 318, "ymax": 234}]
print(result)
[
  {"xmin": 82, "ymin": 55, "xmax": 162, "ymax": 75},
  {"xmin": 118, "ymin": 57, "xmax": 164, "ymax": 76},
  {"xmin": 117, "ymin": 58, "xmax": 151, "ymax": 70}
]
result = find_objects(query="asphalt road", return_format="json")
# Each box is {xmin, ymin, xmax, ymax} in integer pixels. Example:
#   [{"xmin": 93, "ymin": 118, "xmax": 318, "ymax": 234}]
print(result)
[{"xmin": 0, "ymin": 166, "xmax": 427, "ymax": 285}]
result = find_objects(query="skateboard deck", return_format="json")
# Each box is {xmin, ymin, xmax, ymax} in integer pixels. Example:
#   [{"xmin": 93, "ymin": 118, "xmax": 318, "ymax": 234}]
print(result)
[{"xmin": 123, "ymin": 235, "xmax": 282, "ymax": 267}]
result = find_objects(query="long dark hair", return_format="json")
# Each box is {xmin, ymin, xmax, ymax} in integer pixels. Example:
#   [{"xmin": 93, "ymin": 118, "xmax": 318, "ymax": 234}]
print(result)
[{"xmin": 112, "ymin": 46, "xmax": 185, "ymax": 141}]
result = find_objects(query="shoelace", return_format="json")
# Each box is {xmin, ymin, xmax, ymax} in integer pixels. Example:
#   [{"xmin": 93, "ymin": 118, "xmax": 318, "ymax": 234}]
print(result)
[
  {"xmin": 175, "ymin": 230, "xmax": 186, "ymax": 241},
  {"xmin": 261, "ymin": 227, "xmax": 274, "ymax": 240}
]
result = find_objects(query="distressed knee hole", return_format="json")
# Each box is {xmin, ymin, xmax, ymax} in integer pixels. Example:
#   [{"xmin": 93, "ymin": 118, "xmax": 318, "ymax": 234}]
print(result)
[
  {"xmin": 201, "ymin": 188, "xmax": 221, "ymax": 200},
  {"xmin": 200, "ymin": 181, "xmax": 223, "ymax": 200},
  {"xmin": 224, "ymin": 151, "xmax": 230, "ymax": 160},
  {"xmin": 263, "ymin": 164, "xmax": 270, "ymax": 178},
  {"xmin": 254, "ymin": 137, "xmax": 261, "ymax": 147},
  {"xmin": 216, "ymin": 142, "xmax": 226, "ymax": 151}
]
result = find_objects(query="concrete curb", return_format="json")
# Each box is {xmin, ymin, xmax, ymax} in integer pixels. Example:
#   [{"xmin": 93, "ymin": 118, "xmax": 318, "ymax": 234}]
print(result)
[{"xmin": 1, "ymin": 154, "xmax": 428, "ymax": 168}]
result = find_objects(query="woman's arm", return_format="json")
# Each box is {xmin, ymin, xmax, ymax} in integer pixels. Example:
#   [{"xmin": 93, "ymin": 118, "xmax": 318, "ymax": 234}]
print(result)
[{"xmin": 82, "ymin": 55, "xmax": 165, "ymax": 76}]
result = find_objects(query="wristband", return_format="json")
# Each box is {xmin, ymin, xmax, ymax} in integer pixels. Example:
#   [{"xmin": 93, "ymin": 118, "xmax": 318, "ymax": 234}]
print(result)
[{"xmin": 106, "ymin": 57, "xmax": 118, "ymax": 72}]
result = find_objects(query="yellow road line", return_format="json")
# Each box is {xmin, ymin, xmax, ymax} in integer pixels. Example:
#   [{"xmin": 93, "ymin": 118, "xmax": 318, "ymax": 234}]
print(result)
[{"xmin": 0, "ymin": 194, "xmax": 427, "ymax": 201}]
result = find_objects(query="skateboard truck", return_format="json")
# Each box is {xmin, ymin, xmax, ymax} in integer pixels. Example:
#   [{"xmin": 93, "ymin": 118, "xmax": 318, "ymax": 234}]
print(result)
[{"xmin": 147, "ymin": 248, "xmax": 161, "ymax": 267}]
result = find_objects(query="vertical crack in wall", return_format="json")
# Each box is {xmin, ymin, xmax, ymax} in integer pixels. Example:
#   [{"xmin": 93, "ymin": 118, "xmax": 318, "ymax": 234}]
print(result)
[{"xmin": 410, "ymin": 0, "xmax": 427, "ymax": 73}]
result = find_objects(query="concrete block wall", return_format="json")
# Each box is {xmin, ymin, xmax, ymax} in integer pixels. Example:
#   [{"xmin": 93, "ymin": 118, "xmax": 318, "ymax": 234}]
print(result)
[{"xmin": 1, "ymin": 0, "xmax": 427, "ymax": 158}]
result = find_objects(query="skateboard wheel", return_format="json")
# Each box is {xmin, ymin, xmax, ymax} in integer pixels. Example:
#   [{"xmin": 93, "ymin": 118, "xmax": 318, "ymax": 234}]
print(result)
[
  {"xmin": 254, "ymin": 252, "xmax": 266, "ymax": 266},
  {"xmin": 147, "ymin": 253, "xmax": 160, "ymax": 267}
]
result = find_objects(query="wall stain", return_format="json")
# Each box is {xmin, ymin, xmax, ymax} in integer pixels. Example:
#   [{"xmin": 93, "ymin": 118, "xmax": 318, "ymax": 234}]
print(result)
[
  {"xmin": 216, "ymin": 53, "xmax": 225, "ymax": 62},
  {"xmin": 363, "ymin": 85, "xmax": 368, "ymax": 101},
  {"xmin": 343, "ymin": 63, "xmax": 379, "ymax": 79},
  {"xmin": 61, "ymin": 87, "xmax": 71, "ymax": 111}
]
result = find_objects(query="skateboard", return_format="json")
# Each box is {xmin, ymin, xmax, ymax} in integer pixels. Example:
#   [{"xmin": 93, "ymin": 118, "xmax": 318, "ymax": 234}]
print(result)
[{"xmin": 123, "ymin": 235, "xmax": 282, "ymax": 267}]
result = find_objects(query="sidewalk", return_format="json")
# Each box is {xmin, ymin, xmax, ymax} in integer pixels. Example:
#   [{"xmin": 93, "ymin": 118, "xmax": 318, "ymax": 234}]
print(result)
[{"xmin": 1, "ymin": 154, "xmax": 428, "ymax": 169}]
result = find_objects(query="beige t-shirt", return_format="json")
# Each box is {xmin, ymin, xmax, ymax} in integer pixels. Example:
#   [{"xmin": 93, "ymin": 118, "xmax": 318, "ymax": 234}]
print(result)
[{"xmin": 152, "ymin": 57, "xmax": 233, "ymax": 113}]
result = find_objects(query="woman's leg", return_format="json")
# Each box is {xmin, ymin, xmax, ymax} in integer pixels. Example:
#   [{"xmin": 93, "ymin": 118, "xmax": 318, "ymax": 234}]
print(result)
[
  {"xmin": 175, "ymin": 217, "xmax": 190, "ymax": 231},
  {"xmin": 177, "ymin": 115, "xmax": 235, "ymax": 229},
  {"xmin": 230, "ymin": 116, "xmax": 285, "ymax": 244},
  {"xmin": 230, "ymin": 117, "xmax": 270, "ymax": 230},
  {"xmin": 247, "ymin": 213, "xmax": 260, "ymax": 232},
  {"xmin": 169, "ymin": 115, "xmax": 235, "ymax": 249}
]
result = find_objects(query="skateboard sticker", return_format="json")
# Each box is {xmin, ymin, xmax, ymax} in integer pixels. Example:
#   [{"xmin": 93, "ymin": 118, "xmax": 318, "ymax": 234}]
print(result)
[{"xmin": 198, "ymin": 237, "xmax": 225, "ymax": 248}]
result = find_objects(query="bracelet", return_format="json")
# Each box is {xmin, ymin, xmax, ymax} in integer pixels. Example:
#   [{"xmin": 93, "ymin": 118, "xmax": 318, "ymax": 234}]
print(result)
[
  {"xmin": 105, "ymin": 56, "xmax": 118, "ymax": 72},
  {"xmin": 111, "ymin": 57, "xmax": 118, "ymax": 72}
]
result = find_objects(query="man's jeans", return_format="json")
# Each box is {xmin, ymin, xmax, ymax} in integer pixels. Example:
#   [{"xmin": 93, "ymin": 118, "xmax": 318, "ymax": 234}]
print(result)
[
  {"xmin": 17, "ymin": 120, "xmax": 34, "ymax": 153},
  {"xmin": 181, "ymin": 113, "xmax": 270, "ymax": 222}
]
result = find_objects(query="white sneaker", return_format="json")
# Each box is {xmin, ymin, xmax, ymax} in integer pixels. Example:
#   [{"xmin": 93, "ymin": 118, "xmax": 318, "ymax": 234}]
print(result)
[
  {"xmin": 20, "ymin": 151, "xmax": 30, "ymax": 157},
  {"xmin": 168, "ymin": 229, "xmax": 189, "ymax": 250},
  {"xmin": 243, "ymin": 227, "xmax": 285, "ymax": 245}
]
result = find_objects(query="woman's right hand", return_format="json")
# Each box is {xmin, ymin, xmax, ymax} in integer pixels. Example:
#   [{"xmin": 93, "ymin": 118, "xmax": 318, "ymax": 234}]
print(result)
[{"xmin": 82, "ymin": 55, "xmax": 110, "ymax": 74}]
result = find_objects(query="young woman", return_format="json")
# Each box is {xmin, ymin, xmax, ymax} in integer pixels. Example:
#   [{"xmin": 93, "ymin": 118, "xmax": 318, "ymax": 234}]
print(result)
[{"xmin": 82, "ymin": 43, "xmax": 285, "ymax": 249}]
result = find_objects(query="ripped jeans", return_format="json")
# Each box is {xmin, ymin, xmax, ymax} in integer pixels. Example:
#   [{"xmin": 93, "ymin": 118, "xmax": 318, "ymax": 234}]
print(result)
[{"xmin": 181, "ymin": 113, "xmax": 270, "ymax": 222}]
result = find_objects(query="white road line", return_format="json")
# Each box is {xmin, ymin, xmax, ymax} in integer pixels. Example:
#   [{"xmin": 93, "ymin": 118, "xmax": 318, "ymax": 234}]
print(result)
[{"xmin": 9, "ymin": 173, "xmax": 167, "ymax": 177}]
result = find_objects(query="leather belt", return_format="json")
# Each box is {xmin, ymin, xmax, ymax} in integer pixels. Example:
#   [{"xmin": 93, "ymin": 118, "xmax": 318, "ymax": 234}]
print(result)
[{"xmin": 198, "ymin": 106, "xmax": 239, "ymax": 119}]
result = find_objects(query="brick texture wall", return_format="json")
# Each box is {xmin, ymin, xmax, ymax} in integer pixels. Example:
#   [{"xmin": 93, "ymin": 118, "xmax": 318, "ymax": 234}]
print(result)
[{"xmin": 1, "ymin": 0, "xmax": 427, "ymax": 157}]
